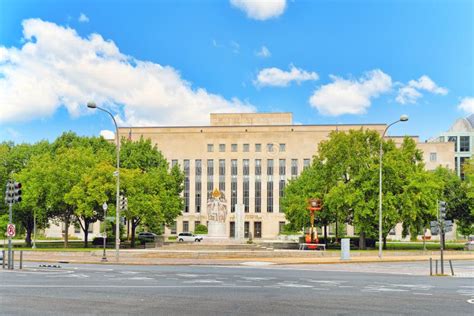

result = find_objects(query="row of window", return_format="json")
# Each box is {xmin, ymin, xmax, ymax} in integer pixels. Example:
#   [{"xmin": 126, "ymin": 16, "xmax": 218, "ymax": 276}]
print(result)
[
  {"xmin": 207, "ymin": 143, "xmax": 286, "ymax": 153},
  {"xmin": 180, "ymin": 158, "xmax": 310, "ymax": 213},
  {"xmin": 445, "ymin": 136, "xmax": 470, "ymax": 152}
]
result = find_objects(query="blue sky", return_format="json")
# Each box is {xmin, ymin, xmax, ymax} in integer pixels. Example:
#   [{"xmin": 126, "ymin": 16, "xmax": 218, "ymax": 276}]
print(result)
[{"xmin": 0, "ymin": 0, "xmax": 473, "ymax": 143}]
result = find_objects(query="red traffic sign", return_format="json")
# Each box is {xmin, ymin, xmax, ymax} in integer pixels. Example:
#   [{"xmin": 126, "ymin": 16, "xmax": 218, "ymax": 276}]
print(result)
[{"xmin": 7, "ymin": 223, "xmax": 15, "ymax": 237}]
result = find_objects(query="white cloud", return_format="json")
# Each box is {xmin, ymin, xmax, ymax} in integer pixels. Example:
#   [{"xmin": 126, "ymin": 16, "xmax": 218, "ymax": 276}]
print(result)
[
  {"xmin": 230, "ymin": 40, "xmax": 240, "ymax": 54},
  {"xmin": 0, "ymin": 19, "xmax": 255, "ymax": 125},
  {"xmin": 78, "ymin": 13, "xmax": 89, "ymax": 23},
  {"xmin": 309, "ymin": 69, "xmax": 392, "ymax": 116},
  {"xmin": 255, "ymin": 65, "xmax": 318, "ymax": 87},
  {"xmin": 256, "ymin": 46, "xmax": 271, "ymax": 58},
  {"xmin": 230, "ymin": 0, "xmax": 287, "ymax": 20},
  {"xmin": 396, "ymin": 75, "xmax": 448, "ymax": 104},
  {"xmin": 99, "ymin": 129, "xmax": 115, "ymax": 140},
  {"xmin": 458, "ymin": 97, "xmax": 474, "ymax": 114}
]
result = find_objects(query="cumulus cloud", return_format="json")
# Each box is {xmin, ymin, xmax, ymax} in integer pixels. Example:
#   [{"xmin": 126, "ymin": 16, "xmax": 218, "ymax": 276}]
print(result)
[
  {"xmin": 255, "ymin": 65, "xmax": 318, "ymax": 87},
  {"xmin": 458, "ymin": 97, "xmax": 474, "ymax": 114},
  {"xmin": 256, "ymin": 46, "xmax": 271, "ymax": 58},
  {"xmin": 396, "ymin": 75, "xmax": 448, "ymax": 104},
  {"xmin": 230, "ymin": 0, "xmax": 287, "ymax": 20},
  {"xmin": 99, "ymin": 129, "xmax": 115, "ymax": 140},
  {"xmin": 309, "ymin": 69, "xmax": 392, "ymax": 116},
  {"xmin": 0, "ymin": 19, "xmax": 255, "ymax": 125},
  {"xmin": 78, "ymin": 13, "xmax": 89, "ymax": 23}
]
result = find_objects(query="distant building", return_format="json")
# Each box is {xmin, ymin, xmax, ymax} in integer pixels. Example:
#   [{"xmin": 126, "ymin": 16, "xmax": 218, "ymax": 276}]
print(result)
[{"xmin": 429, "ymin": 114, "xmax": 474, "ymax": 178}]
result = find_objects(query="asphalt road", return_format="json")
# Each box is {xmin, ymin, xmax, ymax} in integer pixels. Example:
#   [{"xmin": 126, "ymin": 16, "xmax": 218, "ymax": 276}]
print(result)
[{"xmin": 1, "ymin": 261, "xmax": 473, "ymax": 315}]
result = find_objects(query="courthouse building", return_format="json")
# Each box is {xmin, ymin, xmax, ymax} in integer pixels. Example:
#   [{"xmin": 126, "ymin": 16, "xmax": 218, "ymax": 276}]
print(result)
[{"xmin": 115, "ymin": 113, "xmax": 454, "ymax": 240}]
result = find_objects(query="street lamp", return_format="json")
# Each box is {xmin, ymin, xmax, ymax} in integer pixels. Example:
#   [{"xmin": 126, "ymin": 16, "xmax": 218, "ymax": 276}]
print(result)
[
  {"xmin": 378, "ymin": 114, "xmax": 408, "ymax": 259},
  {"xmin": 87, "ymin": 102, "xmax": 121, "ymax": 262},
  {"xmin": 101, "ymin": 202, "xmax": 108, "ymax": 262}
]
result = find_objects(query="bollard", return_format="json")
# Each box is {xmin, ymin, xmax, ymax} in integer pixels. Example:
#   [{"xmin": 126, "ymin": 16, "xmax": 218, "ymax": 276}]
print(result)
[
  {"xmin": 449, "ymin": 260, "xmax": 454, "ymax": 276},
  {"xmin": 20, "ymin": 251, "xmax": 23, "ymax": 269},
  {"xmin": 429, "ymin": 258, "xmax": 432, "ymax": 276},
  {"xmin": 2, "ymin": 250, "xmax": 5, "ymax": 269},
  {"xmin": 435, "ymin": 259, "xmax": 438, "ymax": 275}
]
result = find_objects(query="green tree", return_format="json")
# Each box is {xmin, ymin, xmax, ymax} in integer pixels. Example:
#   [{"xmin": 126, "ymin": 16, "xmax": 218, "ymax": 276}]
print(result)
[{"xmin": 120, "ymin": 137, "xmax": 183, "ymax": 247}]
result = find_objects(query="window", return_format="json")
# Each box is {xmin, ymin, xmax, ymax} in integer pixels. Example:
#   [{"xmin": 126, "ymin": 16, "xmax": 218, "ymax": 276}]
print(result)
[
  {"xmin": 291, "ymin": 159, "xmax": 298, "ymax": 179},
  {"xmin": 389, "ymin": 228, "xmax": 396, "ymax": 236},
  {"xmin": 184, "ymin": 160, "xmax": 190, "ymax": 213},
  {"xmin": 430, "ymin": 153, "xmax": 437, "ymax": 162},
  {"xmin": 171, "ymin": 160, "xmax": 178, "ymax": 168},
  {"xmin": 279, "ymin": 159, "xmax": 286, "ymax": 175},
  {"xmin": 219, "ymin": 144, "xmax": 226, "ymax": 152},
  {"xmin": 303, "ymin": 159, "xmax": 310, "ymax": 169},
  {"xmin": 255, "ymin": 144, "xmax": 262, "ymax": 152},
  {"xmin": 244, "ymin": 222, "xmax": 250, "ymax": 238},
  {"xmin": 448, "ymin": 136, "xmax": 457, "ymax": 152},
  {"xmin": 460, "ymin": 136, "xmax": 470, "ymax": 152},
  {"xmin": 267, "ymin": 159, "xmax": 274, "ymax": 175},
  {"xmin": 460, "ymin": 157, "xmax": 467, "ymax": 180},
  {"xmin": 254, "ymin": 222, "xmax": 262, "ymax": 238},
  {"xmin": 231, "ymin": 144, "xmax": 238, "ymax": 152},
  {"xmin": 255, "ymin": 160, "xmax": 261, "ymax": 213},
  {"xmin": 267, "ymin": 180, "xmax": 273, "ymax": 213},
  {"xmin": 207, "ymin": 144, "xmax": 214, "ymax": 152},
  {"xmin": 207, "ymin": 159, "xmax": 214, "ymax": 199},
  {"xmin": 195, "ymin": 160, "xmax": 202, "ymax": 213},
  {"xmin": 243, "ymin": 159, "xmax": 249, "ymax": 213},
  {"xmin": 183, "ymin": 221, "xmax": 189, "ymax": 233},
  {"xmin": 229, "ymin": 222, "xmax": 235, "ymax": 238},
  {"xmin": 231, "ymin": 159, "xmax": 238, "ymax": 212},
  {"xmin": 74, "ymin": 223, "xmax": 81, "ymax": 234},
  {"xmin": 279, "ymin": 143, "xmax": 286, "ymax": 152},
  {"xmin": 279, "ymin": 221, "xmax": 286, "ymax": 234},
  {"xmin": 170, "ymin": 221, "xmax": 177, "ymax": 234},
  {"xmin": 267, "ymin": 143, "xmax": 274, "ymax": 152},
  {"xmin": 219, "ymin": 159, "xmax": 226, "ymax": 192},
  {"xmin": 243, "ymin": 144, "xmax": 250, "ymax": 152}
]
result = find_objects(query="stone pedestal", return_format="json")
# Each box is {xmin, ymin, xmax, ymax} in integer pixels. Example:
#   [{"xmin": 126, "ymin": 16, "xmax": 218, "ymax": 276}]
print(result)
[{"xmin": 208, "ymin": 221, "xmax": 226, "ymax": 238}]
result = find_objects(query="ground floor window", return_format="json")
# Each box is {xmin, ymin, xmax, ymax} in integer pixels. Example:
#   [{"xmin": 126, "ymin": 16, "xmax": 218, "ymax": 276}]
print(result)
[
  {"xmin": 244, "ymin": 222, "xmax": 249, "ymax": 238},
  {"xmin": 254, "ymin": 221, "xmax": 262, "ymax": 238},
  {"xmin": 230, "ymin": 221, "xmax": 235, "ymax": 238},
  {"xmin": 170, "ymin": 221, "xmax": 177, "ymax": 234},
  {"xmin": 182, "ymin": 221, "xmax": 189, "ymax": 233}
]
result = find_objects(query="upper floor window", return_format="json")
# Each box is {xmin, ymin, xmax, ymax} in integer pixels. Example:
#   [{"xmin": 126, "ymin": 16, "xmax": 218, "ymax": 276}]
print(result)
[
  {"xmin": 231, "ymin": 144, "xmax": 238, "ymax": 152},
  {"xmin": 207, "ymin": 144, "xmax": 214, "ymax": 152},
  {"xmin": 255, "ymin": 144, "xmax": 262, "ymax": 152},
  {"xmin": 219, "ymin": 144, "xmax": 226, "ymax": 152},
  {"xmin": 267, "ymin": 143, "xmax": 274, "ymax": 152},
  {"xmin": 243, "ymin": 144, "xmax": 250, "ymax": 152},
  {"xmin": 279, "ymin": 144, "xmax": 286, "ymax": 152},
  {"xmin": 303, "ymin": 159, "xmax": 311, "ymax": 169},
  {"xmin": 460, "ymin": 136, "xmax": 470, "ymax": 152},
  {"xmin": 430, "ymin": 153, "xmax": 437, "ymax": 162}
]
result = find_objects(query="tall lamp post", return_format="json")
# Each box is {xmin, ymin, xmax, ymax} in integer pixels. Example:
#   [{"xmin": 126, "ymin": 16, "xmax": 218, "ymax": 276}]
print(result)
[
  {"xmin": 101, "ymin": 202, "xmax": 108, "ymax": 262},
  {"xmin": 379, "ymin": 114, "xmax": 409, "ymax": 259},
  {"xmin": 87, "ymin": 102, "xmax": 121, "ymax": 262}
]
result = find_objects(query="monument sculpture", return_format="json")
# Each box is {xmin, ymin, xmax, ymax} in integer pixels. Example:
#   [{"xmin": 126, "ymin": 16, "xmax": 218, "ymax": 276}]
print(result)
[{"xmin": 207, "ymin": 188, "xmax": 228, "ymax": 238}]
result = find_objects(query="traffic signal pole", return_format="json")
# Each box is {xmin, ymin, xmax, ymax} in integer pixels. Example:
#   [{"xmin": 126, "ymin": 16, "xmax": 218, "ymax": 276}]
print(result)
[{"xmin": 8, "ymin": 200, "xmax": 12, "ymax": 269}]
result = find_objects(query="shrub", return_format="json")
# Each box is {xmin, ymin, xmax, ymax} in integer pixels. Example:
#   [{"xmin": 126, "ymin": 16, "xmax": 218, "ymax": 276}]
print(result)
[{"xmin": 194, "ymin": 224, "xmax": 208, "ymax": 234}]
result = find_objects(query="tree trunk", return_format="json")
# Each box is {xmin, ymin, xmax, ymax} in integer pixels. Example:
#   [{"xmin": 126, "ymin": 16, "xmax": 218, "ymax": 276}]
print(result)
[
  {"xmin": 335, "ymin": 219, "xmax": 339, "ymax": 243},
  {"xmin": 25, "ymin": 227, "xmax": 32, "ymax": 247},
  {"xmin": 359, "ymin": 231, "xmax": 366, "ymax": 250},
  {"xmin": 64, "ymin": 216, "xmax": 69, "ymax": 248},
  {"xmin": 324, "ymin": 225, "xmax": 328, "ymax": 246},
  {"xmin": 131, "ymin": 220, "xmax": 137, "ymax": 248},
  {"xmin": 83, "ymin": 221, "xmax": 89, "ymax": 248},
  {"xmin": 383, "ymin": 235, "xmax": 387, "ymax": 250}
]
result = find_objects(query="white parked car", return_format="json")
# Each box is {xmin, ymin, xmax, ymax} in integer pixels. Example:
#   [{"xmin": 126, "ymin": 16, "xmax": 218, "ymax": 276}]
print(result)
[{"xmin": 178, "ymin": 232, "xmax": 203, "ymax": 242}]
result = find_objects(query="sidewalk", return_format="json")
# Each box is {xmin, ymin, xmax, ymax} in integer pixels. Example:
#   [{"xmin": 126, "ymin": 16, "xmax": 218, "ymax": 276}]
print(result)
[{"xmin": 13, "ymin": 249, "xmax": 474, "ymax": 266}]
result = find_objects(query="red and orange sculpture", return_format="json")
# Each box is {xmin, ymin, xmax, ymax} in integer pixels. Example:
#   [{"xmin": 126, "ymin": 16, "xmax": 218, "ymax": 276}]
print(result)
[{"xmin": 306, "ymin": 198, "xmax": 323, "ymax": 247}]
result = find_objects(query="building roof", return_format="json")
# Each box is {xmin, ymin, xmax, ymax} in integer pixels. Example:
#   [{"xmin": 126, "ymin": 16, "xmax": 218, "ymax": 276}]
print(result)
[{"xmin": 447, "ymin": 114, "xmax": 474, "ymax": 132}]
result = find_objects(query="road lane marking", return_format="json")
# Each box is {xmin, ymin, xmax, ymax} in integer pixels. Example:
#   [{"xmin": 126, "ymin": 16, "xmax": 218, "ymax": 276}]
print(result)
[
  {"xmin": 413, "ymin": 293, "xmax": 433, "ymax": 296},
  {"xmin": 0, "ymin": 285, "xmax": 261, "ymax": 289}
]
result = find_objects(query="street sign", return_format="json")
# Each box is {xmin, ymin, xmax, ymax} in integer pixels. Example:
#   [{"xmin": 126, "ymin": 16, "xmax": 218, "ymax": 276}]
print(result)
[
  {"xmin": 6, "ymin": 223, "xmax": 15, "ymax": 237},
  {"xmin": 444, "ymin": 220, "xmax": 453, "ymax": 233},
  {"xmin": 430, "ymin": 221, "xmax": 439, "ymax": 235}
]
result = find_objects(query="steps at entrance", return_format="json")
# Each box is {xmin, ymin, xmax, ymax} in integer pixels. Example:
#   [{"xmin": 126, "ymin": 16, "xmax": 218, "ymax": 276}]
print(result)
[{"xmin": 160, "ymin": 242, "xmax": 270, "ymax": 251}]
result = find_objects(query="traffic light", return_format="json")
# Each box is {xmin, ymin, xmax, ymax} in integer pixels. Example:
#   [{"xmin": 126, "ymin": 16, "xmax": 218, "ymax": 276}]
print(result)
[
  {"xmin": 119, "ymin": 195, "xmax": 128, "ymax": 211},
  {"xmin": 13, "ymin": 182, "xmax": 22, "ymax": 203},
  {"xmin": 439, "ymin": 201, "xmax": 447, "ymax": 220},
  {"xmin": 4, "ymin": 181, "xmax": 21, "ymax": 204}
]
